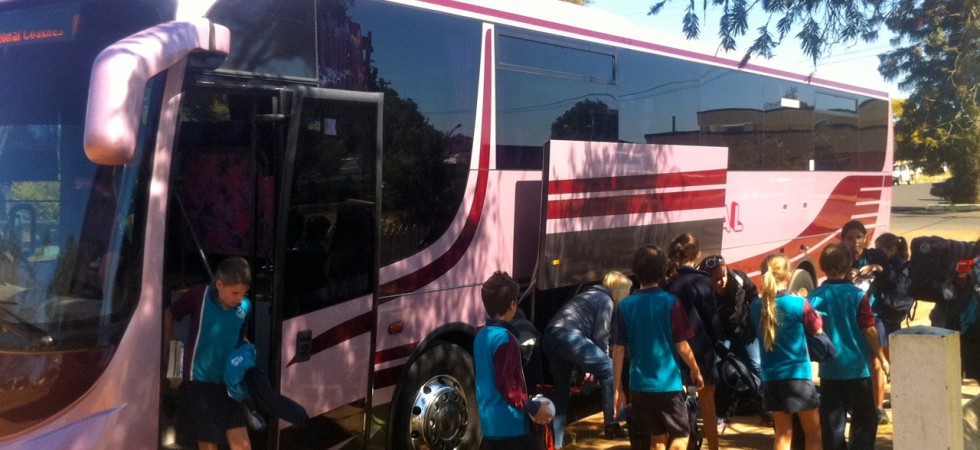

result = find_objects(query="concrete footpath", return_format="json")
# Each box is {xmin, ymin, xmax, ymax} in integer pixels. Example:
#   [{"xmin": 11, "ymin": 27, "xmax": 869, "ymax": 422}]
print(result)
[{"xmin": 559, "ymin": 301, "xmax": 979, "ymax": 449}]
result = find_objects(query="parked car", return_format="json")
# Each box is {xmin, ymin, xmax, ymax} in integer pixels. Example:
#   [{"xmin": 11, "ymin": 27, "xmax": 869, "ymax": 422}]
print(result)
[
  {"xmin": 893, "ymin": 163, "xmax": 914, "ymax": 184},
  {"xmin": 931, "ymin": 179, "xmax": 951, "ymax": 200}
]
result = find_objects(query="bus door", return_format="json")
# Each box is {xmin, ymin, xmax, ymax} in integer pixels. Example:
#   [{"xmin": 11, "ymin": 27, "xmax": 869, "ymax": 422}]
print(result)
[
  {"xmin": 162, "ymin": 86, "xmax": 286, "ymax": 449},
  {"xmin": 276, "ymin": 87, "xmax": 383, "ymax": 449}
]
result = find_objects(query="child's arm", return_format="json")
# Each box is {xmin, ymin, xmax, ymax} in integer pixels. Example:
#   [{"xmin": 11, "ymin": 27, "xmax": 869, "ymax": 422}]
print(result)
[
  {"xmin": 492, "ymin": 334, "xmax": 550, "ymax": 423},
  {"xmin": 612, "ymin": 344, "xmax": 627, "ymax": 413},
  {"xmin": 863, "ymin": 326, "xmax": 889, "ymax": 376},
  {"xmin": 675, "ymin": 340, "xmax": 704, "ymax": 390},
  {"xmin": 857, "ymin": 292, "xmax": 890, "ymax": 375},
  {"xmin": 669, "ymin": 297, "xmax": 703, "ymax": 389}
]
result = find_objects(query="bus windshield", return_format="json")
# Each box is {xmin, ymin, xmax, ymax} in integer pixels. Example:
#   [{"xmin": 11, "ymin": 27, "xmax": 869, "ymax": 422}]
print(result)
[{"xmin": 0, "ymin": 0, "xmax": 158, "ymax": 352}]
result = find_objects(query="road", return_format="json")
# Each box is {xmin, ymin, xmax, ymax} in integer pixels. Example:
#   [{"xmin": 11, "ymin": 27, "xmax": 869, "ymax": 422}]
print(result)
[
  {"xmin": 558, "ymin": 182, "xmax": 980, "ymax": 450},
  {"xmin": 889, "ymin": 183, "xmax": 980, "ymax": 241}
]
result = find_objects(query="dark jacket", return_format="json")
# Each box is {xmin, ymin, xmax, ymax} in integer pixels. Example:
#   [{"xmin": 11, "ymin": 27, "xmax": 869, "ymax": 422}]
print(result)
[
  {"xmin": 545, "ymin": 285, "xmax": 615, "ymax": 353},
  {"xmin": 717, "ymin": 268, "xmax": 759, "ymax": 339},
  {"xmin": 668, "ymin": 266, "xmax": 721, "ymax": 382}
]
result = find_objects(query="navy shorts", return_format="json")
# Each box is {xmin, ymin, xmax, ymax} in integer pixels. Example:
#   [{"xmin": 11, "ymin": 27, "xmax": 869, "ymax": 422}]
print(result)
[
  {"xmin": 761, "ymin": 379, "xmax": 820, "ymax": 413},
  {"xmin": 630, "ymin": 390, "xmax": 689, "ymax": 437},
  {"xmin": 876, "ymin": 317, "xmax": 902, "ymax": 347},
  {"xmin": 179, "ymin": 381, "xmax": 247, "ymax": 443}
]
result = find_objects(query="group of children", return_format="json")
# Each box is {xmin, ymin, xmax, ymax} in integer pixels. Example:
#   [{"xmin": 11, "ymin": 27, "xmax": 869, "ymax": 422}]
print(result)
[{"xmin": 475, "ymin": 219, "xmax": 910, "ymax": 450}]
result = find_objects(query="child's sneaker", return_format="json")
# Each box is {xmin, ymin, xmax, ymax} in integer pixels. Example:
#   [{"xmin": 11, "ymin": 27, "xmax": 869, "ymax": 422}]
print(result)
[{"xmin": 877, "ymin": 408, "xmax": 890, "ymax": 425}]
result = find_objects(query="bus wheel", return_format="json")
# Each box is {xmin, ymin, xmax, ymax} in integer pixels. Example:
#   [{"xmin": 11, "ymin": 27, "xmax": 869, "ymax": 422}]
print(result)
[
  {"xmin": 790, "ymin": 268, "xmax": 815, "ymax": 297},
  {"xmin": 391, "ymin": 340, "xmax": 479, "ymax": 450}
]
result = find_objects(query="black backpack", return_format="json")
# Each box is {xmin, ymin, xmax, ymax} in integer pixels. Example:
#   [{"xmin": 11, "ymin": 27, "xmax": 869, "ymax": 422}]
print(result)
[
  {"xmin": 908, "ymin": 236, "xmax": 979, "ymax": 302},
  {"xmin": 717, "ymin": 351, "xmax": 761, "ymax": 395},
  {"xmin": 874, "ymin": 257, "xmax": 915, "ymax": 323}
]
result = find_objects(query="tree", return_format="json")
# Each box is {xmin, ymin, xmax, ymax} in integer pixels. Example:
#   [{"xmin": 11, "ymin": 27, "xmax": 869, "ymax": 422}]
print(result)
[
  {"xmin": 551, "ymin": 99, "xmax": 619, "ymax": 142},
  {"xmin": 646, "ymin": 0, "xmax": 980, "ymax": 202},
  {"xmin": 880, "ymin": 0, "xmax": 979, "ymax": 203},
  {"xmin": 645, "ymin": 0, "xmax": 891, "ymax": 66},
  {"xmin": 560, "ymin": 0, "xmax": 592, "ymax": 5}
]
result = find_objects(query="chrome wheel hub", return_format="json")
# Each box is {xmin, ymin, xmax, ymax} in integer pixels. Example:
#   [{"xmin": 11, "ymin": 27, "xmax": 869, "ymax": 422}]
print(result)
[{"xmin": 408, "ymin": 375, "xmax": 469, "ymax": 450}]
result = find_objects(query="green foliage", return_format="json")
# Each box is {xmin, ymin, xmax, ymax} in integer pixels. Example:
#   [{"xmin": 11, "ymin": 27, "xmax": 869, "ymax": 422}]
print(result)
[
  {"xmin": 646, "ymin": 0, "xmax": 891, "ymax": 66},
  {"xmin": 8, "ymin": 181, "xmax": 58, "ymax": 221},
  {"xmin": 550, "ymin": 99, "xmax": 619, "ymax": 142},
  {"xmin": 881, "ymin": 0, "xmax": 979, "ymax": 202}
]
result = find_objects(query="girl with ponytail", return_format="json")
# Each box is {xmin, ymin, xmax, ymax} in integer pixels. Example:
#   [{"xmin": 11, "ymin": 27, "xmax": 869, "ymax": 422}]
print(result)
[{"xmin": 750, "ymin": 254, "xmax": 825, "ymax": 450}]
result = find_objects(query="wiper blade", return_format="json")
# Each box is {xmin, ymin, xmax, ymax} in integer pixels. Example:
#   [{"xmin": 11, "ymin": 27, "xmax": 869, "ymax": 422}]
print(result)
[{"xmin": 0, "ymin": 303, "xmax": 54, "ymax": 347}]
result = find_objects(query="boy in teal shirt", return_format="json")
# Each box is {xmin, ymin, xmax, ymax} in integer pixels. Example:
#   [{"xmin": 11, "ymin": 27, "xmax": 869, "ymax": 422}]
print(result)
[
  {"xmin": 474, "ymin": 271, "xmax": 552, "ymax": 449},
  {"xmin": 612, "ymin": 245, "xmax": 703, "ymax": 450},
  {"xmin": 809, "ymin": 243, "xmax": 889, "ymax": 450}
]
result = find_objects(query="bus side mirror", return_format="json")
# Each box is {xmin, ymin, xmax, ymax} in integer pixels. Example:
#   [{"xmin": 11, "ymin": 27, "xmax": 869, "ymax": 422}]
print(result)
[{"xmin": 84, "ymin": 19, "xmax": 230, "ymax": 165}]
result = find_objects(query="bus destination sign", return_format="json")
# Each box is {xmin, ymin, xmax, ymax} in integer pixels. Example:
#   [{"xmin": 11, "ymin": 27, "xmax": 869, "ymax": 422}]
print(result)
[{"xmin": 0, "ymin": 3, "xmax": 79, "ymax": 49}]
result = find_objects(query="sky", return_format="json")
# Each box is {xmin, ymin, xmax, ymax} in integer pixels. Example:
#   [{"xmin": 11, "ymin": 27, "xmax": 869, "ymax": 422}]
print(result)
[{"xmin": 589, "ymin": 0, "xmax": 907, "ymax": 99}]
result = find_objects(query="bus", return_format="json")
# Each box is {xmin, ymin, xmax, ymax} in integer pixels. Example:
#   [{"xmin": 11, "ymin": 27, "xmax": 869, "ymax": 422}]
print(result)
[{"xmin": 0, "ymin": 0, "xmax": 892, "ymax": 448}]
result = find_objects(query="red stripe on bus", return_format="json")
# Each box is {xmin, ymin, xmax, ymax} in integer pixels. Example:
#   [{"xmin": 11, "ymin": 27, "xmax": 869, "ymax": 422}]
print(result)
[
  {"xmin": 286, "ymin": 312, "xmax": 374, "ymax": 367},
  {"xmin": 377, "ymin": 28, "xmax": 494, "ymax": 299},
  {"xmin": 547, "ymin": 189, "xmax": 726, "ymax": 219},
  {"xmin": 373, "ymin": 365, "xmax": 403, "ymax": 390},
  {"xmin": 374, "ymin": 342, "xmax": 418, "ymax": 365},
  {"xmin": 798, "ymin": 175, "xmax": 887, "ymax": 236},
  {"xmin": 548, "ymin": 169, "xmax": 727, "ymax": 195}
]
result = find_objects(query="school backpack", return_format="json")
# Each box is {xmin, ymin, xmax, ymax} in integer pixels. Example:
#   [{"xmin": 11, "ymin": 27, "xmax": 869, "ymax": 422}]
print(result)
[
  {"xmin": 908, "ymin": 236, "xmax": 979, "ymax": 302},
  {"xmin": 717, "ymin": 351, "xmax": 761, "ymax": 395},
  {"xmin": 874, "ymin": 258, "xmax": 915, "ymax": 323}
]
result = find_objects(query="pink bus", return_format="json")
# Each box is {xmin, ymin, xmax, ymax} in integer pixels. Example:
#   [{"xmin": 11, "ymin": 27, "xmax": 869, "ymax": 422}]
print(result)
[{"xmin": 0, "ymin": 0, "xmax": 892, "ymax": 448}]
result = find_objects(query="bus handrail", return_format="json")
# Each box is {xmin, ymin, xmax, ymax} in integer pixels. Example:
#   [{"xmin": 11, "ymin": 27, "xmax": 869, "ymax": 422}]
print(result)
[{"xmin": 83, "ymin": 18, "xmax": 230, "ymax": 165}]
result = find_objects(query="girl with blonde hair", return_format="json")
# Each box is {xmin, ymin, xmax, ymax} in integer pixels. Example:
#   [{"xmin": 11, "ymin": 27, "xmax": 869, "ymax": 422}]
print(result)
[{"xmin": 750, "ymin": 254, "xmax": 824, "ymax": 450}]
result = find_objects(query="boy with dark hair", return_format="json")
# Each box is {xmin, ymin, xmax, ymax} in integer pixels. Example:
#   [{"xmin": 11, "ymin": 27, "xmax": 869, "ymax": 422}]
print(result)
[
  {"xmin": 612, "ymin": 245, "xmax": 704, "ymax": 450},
  {"xmin": 809, "ymin": 242, "xmax": 889, "ymax": 450},
  {"xmin": 839, "ymin": 219, "xmax": 892, "ymax": 424},
  {"xmin": 164, "ymin": 256, "xmax": 253, "ymax": 450},
  {"xmin": 475, "ymin": 271, "xmax": 553, "ymax": 449}
]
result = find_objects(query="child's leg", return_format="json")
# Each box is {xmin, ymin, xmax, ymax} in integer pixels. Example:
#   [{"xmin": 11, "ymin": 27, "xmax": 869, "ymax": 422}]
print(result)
[
  {"xmin": 651, "ymin": 433, "xmax": 669, "ymax": 450},
  {"xmin": 698, "ymin": 384, "xmax": 719, "ymax": 450},
  {"xmin": 771, "ymin": 411, "xmax": 795, "ymax": 450},
  {"xmin": 818, "ymin": 379, "xmax": 847, "ymax": 450},
  {"xmin": 848, "ymin": 378, "xmax": 879, "ymax": 450},
  {"xmin": 226, "ymin": 427, "xmax": 251, "ymax": 450},
  {"xmin": 797, "ymin": 408, "xmax": 822, "ymax": 450}
]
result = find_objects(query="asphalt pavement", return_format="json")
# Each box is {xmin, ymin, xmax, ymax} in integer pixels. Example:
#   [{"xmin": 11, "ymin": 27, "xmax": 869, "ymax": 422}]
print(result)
[{"xmin": 558, "ymin": 181, "xmax": 980, "ymax": 450}]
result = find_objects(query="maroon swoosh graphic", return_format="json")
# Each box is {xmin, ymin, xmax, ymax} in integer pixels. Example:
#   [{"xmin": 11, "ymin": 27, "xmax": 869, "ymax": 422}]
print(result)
[
  {"xmin": 727, "ymin": 174, "xmax": 888, "ymax": 276},
  {"xmin": 377, "ymin": 29, "xmax": 494, "ymax": 299},
  {"xmin": 286, "ymin": 312, "xmax": 374, "ymax": 367},
  {"xmin": 548, "ymin": 169, "xmax": 727, "ymax": 195},
  {"xmin": 548, "ymin": 189, "xmax": 726, "ymax": 219},
  {"xmin": 416, "ymin": 1, "xmax": 887, "ymax": 98}
]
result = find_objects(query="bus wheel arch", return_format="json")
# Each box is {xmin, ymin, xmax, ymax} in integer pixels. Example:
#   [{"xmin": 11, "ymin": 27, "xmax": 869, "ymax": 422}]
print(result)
[
  {"xmin": 790, "ymin": 259, "xmax": 817, "ymax": 296},
  {"xmin": 389, "ymin": 326, "xmax": 480, "ymax": 450}
]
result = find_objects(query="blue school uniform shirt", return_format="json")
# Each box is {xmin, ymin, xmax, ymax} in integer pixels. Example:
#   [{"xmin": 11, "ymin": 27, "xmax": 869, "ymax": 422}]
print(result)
[
  {"xmin": 610, "ymin": 287, "xmax": 694, "ymax": 393},
  {"xmin": 474, "ymin": 319, "xmax": 534, "ymax": 439},
  {"xmin": 808, "ymin": 279, "xmax": 876, "ymax": 380},
  {"xmin": 171, "ymin": 285, "xmax": 252, "ymax": 383},
  {"xmin": 750, "ymin": 291, "xmax": 822, "ymax": 382}
]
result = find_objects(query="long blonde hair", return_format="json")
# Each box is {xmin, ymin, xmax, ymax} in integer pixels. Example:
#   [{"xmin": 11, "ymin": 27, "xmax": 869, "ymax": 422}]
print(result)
[
  {"xmin": 603, "ymin": 271, "xmax": 633, "ymax": 303},
  {"xmin": 760, "ymin": 254, "xmax": 790, "ymax": 351}
]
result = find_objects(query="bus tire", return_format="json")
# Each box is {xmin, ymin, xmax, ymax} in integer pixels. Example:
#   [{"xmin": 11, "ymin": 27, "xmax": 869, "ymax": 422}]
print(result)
[
  {"xmin": 390, "ymin": 340, "xmax": 480, "ymax": 450},
  {"xmin": 790, "ymin": 268, "xmax": 815, "ymax": 297}
]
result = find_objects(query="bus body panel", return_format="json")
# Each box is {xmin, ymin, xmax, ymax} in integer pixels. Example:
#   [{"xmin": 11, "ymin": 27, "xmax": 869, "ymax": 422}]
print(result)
[{"xmin": 0, "ymin": 0, "xmax": 894, "ymax": 448}]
